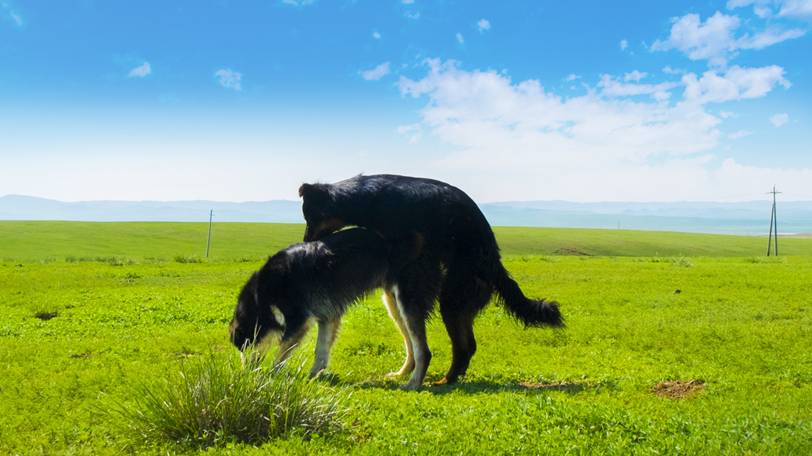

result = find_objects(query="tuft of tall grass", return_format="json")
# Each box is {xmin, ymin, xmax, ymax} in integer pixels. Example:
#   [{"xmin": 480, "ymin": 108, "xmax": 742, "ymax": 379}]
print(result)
[
  {"xmin": 109, "ymin": 352, "xmax": 347, "ymax": 448},
  {"xmin": 173, "ymin": 255, "xmax": 204, "ymax": 264}
]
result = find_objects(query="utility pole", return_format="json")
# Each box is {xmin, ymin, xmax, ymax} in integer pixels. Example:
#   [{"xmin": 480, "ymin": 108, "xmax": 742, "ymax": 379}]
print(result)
[
  {"xmin": 206, "ymin": 209, "xmax": 213, "ymax": 258},
  {"xmin": 766, "ymin": 186, "xmax": 781, "ymax": 256}
]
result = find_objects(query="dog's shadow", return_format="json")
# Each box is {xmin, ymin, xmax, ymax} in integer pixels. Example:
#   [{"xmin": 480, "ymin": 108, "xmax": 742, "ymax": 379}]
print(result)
[{"xmin": 320, "ymin": 374, "xmax": 613, "ymax": 395}]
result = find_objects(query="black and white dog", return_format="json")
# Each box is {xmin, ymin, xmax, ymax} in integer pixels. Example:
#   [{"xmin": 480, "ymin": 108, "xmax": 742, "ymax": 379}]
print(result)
[
  {"xmin": 229, "ymin": 227, "xmax": 438, "ymax": 385},
  {"xmin": 298, "ymin": 174, "xmax": 563, "ymax": 388}
]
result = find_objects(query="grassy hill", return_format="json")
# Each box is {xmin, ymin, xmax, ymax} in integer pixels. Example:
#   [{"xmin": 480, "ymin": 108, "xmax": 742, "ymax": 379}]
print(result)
[
  {"xmin": 2, "ymin": 221, "xmax": 811, "ymax": 262},
  {"xmin": 1, "ymin": 221, "xmax": 811, "ymax": 453}
]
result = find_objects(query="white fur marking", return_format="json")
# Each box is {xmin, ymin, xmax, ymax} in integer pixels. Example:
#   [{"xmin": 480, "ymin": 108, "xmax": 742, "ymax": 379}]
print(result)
[
  {"xmin": 393, "ymin": 286, "xmax": 424, "ymax": 372},
  {"xmin": 270, "ymin": 305, "xmax": 285, "ymax": 327},
  {"xmin": 382, "ymin": 289, "xmax": 415, "ymax": 377}
]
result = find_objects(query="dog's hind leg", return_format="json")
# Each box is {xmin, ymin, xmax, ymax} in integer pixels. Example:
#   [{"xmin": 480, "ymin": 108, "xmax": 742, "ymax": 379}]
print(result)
[
  {"xmin": 435, "ymin": 269, "xmax": 492, "ymax": 385},
  {"xmin": 382, "ymin": 289, "xmax": 414, "ymax": 378},
  {"xmin": 310, "ymin": 318, "xmax": 340, "ymax": 377},
  {"xmin": 435, "ymin": 307, "xmax": 477, "ymax": 385}
]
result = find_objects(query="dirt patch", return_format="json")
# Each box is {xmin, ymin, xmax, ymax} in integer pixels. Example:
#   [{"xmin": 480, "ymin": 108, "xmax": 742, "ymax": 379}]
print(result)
[
  {"xmin": 553, "ymin": 247, "xmax": 592, "ymax": 256},
  {"xmin": 34, "ymin": 311, "xmax": 58, "ymax": 321},
  {"xmin": 519, "ymin": 381, "xmax": 584, "ymax": 392},
  {"xmin": 653, "ymin": 380, "xmax": 704, "ymax": 399}
]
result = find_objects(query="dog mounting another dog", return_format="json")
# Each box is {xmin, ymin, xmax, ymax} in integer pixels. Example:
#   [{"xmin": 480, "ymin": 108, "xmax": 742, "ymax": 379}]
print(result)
[{"xmin": 231, "ymin": 174, "xmax": 563, "ymax": 390}]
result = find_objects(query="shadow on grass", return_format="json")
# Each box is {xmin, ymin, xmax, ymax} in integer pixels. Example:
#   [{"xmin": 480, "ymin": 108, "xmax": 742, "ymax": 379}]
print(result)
[{"xmin": 330, "ymin": 375, "xmax": 614, "ymax": 395}]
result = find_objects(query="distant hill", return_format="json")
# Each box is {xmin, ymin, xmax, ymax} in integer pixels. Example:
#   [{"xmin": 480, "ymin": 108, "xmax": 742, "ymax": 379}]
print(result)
[
  {"xmin": 2, "ymin": 194, "xmax": 811, "ymax": 235},
  {"xmin": 0, "ymin": 195, "xmax": 303, "ymax": 223}
]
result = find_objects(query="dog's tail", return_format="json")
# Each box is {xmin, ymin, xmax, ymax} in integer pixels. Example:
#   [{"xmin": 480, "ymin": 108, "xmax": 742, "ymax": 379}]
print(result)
[{"xmin": 493, "ymin": 264, "xmax": 564, "ymax": 327}]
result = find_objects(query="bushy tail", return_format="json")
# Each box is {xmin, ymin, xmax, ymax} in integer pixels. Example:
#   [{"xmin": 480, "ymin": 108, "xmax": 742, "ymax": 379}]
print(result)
[{"xmin": 494, "ymin": 265, "xmax": 564, "ymax": 327}]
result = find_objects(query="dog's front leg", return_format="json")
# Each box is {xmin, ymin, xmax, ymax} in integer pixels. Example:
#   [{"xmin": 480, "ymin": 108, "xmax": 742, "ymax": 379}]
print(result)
[
  {"xmin": 310, "ymin": 318, "xmax": 340, "ymax": 377},
  {"xmin": 401, "ymin": 310, "xmax": 431, "ymax": 390},
  {"xmin": 275, "ymin": 323, "xmax": 310, "ymax": 368},
  {"xmin": 382, "ymin": 290, "xmax": 414, "ymax": 378}
]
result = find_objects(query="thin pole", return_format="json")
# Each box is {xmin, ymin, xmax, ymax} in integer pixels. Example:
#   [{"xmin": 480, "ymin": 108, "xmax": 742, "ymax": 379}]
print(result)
[
  {"xmin": 767, "ymin": 197, "xmax": 774, "ymax": 256},
  {"xmin": 773, "ymin": 193, "xmax": 779, "ymax": 256},
  {"xmin": 766, "ymin": 186, "xmax": 782, "ymax": 256},
  {"xmin": 206, "ymin": 209, "xmax": 213, "ymax": 258}
]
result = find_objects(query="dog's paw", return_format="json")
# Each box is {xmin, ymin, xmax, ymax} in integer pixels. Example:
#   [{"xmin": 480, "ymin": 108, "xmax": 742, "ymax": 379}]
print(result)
[
  {"xmin": 385, "ymin": 369, "xmax": 409, "ymax": 379},
  {"xmin": 400, "ymin": 380, "xmax": 423, "ymax": 391},
  {"xmin": 309, "ymin": 367, "xmax": 326, "ymax": 378},
  {"xmin": 431, "ymin": 375, "xmax": 460, "ymax": 386}
]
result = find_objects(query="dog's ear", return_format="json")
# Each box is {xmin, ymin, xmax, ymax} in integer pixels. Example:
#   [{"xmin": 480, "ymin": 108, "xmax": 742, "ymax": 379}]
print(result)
[
  {"xmin": 298, "ymin": 183, "xmax": 330, "ymax": 200},
  {"xmin": 298, "ymin": 183, "xmax": 315, "ymax": 198}
]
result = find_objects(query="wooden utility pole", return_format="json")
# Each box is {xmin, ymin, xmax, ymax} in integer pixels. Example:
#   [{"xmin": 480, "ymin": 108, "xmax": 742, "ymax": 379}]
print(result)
[
  {"xmin": 206, "ymin": 209, "xmax": 213, "ymax": 258},
  {"xmin": 766, "ymin": 186, "xmax": 781, "ymax": 256}
]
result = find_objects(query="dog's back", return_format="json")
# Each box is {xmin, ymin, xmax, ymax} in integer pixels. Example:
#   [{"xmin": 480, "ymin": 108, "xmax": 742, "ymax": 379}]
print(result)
[
  {"xmin": 283, "ymin": 228, "xmax": 391, "ymax": 313},
  {"xmin": 230, "ymin": 227, "xmax": 394, "ymax": 350}
]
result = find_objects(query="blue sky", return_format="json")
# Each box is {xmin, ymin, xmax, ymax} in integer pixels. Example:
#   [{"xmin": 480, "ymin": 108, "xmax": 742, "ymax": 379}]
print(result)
[{"xmin": 1, "ymin": 0, "xmax": 810, "ymax": 202}]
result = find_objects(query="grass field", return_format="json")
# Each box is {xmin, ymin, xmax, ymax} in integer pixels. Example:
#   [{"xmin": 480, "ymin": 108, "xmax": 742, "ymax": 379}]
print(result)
[{"xmin": 1, "ymin": 222, "xmax": 811, "ymax": 454}]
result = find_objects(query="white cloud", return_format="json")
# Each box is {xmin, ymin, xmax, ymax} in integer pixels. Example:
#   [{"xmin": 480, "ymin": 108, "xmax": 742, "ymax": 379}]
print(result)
[
  {"xmin": 372, "ymin": 31, "xmax": 381, "ymax": 40},
  {"xmin": 127, "ymin": 62, "xmax": 152, "ymax": 78},
  {"xmin": 682, "ymin": 65, "xmax": 790, "ymax": 103},
  {"xmin": 732, "ymin": 0, "xmax": 812, "ymax": 18},
  {"xmin": 651, "ymin": 12, "xmax": 741, "ymax": 66},
  {"xmin": 770, "ymin": 112, "xmax": 790, "ymax": 126},
  {"xmin": 214, "ymin": 68, "xmax": 242, "ymax": 91},
  {"xmin": 728, "ymin": 129, "xmax": 752, "ymax": 139},
  {"xmin": 599, "ymin": 74, "xmax": 679, "ymax": 99},
  {"xmin": 395, "ymin": 60, "xmax": 812, "ymax": 201},
  {"xmin": 727, "ymin": 0, "xmax": 769, "ymax": 10},
  {"xmin": 662, "ymin": 66, "xmax": 685, "ymax": 75},
  {"xmin": 1, "ymin": 1, "xmax": 22, "ymax": 27},
  {"xmin": 779, "ymin": 0, "xmax": 812, "ymax": 17},
  {"xmin": 405, "ymin": 11, "xmax": 420, "ymax": 20},
  {"xmin": 564, "ymin": 74, "xmax": 581, "ymax": 82},
  {"xmin": 620, "ymin": 39, "xmax": 629, "ymax": 50},
  {"xmin": 651, "ymin": 11, "xmax": 805, "ymax": 66},
  {"xmin": 624, "ymin": 70, "xmax": 648, "ymax": 82},
  {"xmin": 361, "ymin": 62, "xmax": 390, "ymax": 81},
  {"xmin": 477, "ymin": 19, "xmax": 491, "ymax": 32},
  {"xmin": 281, "ymin": 0, "xmax": 315, "ymax": 6},
  {"xmin": 456, "ymin": 32, "xmax": 465, "ymax": 44},
  {"xmin": 739, "ymin": 27, "xmax": 806, "ymax": 49},
  {"xmin": 397, "ymin": 123, "xmax": 422, "ymax": 144},
  {"xmin": 399, "ymin": 60, "xmax": 721, "ymax": 165}
]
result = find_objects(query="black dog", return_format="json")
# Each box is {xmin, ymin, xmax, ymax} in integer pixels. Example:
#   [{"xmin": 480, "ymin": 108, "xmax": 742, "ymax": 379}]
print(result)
[
  {"xmin": 299, "ymin": 174, "xmax": 563, "ymax": 388},
  {"xmin": 229, "ymin": 227, "xmax": 438, "ymax": 382}
]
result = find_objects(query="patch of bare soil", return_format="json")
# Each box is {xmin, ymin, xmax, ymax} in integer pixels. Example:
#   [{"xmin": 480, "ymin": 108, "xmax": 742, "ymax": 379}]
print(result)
[
  {"xmin": 34, "ymin": 311, "xmax": 58, "ymax": 321},
  {"xmin": 653, "ymin": 380, "xmax": 704, "ymax": 399}
]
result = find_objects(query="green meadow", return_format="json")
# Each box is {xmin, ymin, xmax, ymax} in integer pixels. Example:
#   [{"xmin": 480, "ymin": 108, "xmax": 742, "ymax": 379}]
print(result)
[{"xmin": 1, "ymin": 221, "xmax": 811, "ymax": 454}]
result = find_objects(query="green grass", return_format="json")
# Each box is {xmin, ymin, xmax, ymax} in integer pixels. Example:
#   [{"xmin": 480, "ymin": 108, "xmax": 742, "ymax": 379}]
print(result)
[
  {"xmin": 1, "ymin": 222, "xmax": 811, "ymax": 454},
  {"xmin": 109, "ymin": 352, "xmax": 346, "ymax": 448},
  {"xmin": 2, "ymin": 221, "xmax": 812, "ymax": 262}
]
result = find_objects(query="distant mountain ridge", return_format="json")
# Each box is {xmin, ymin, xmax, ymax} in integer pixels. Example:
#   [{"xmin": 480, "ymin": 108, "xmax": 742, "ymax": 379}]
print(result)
[{"xmin": 2, "ymin": 194, "xmax": 810, "ymax": 235}]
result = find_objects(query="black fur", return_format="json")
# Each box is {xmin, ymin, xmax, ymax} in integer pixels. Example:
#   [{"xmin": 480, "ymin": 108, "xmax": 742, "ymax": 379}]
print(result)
[
  {"xmin": 300, "ymin": 174, "xmax": 562, "ymax": 386},
  {"xmin": 229, "ymin": 227, "xmax": 441, "ymax": 383},
  {"xmin": 230, "ymin": 228, "xmax": 391, "ymax": 350}
]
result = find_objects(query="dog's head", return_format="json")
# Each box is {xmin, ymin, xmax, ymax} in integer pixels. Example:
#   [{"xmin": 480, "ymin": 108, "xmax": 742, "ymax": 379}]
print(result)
[
  {"xmin": 229, "ymin": 269, "xmax": 287, "ymax": 351},
  {"xmin": 299, "ymin": 183, "xmax": 346, "ymax": 242}
]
